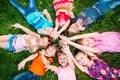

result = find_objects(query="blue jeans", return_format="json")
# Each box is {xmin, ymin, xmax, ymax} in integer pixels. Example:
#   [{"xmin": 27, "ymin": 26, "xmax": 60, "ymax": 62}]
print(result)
[
  {"xmin": 9, "ymin": 0, "xmax": 38, "ymax": 19},
  {"xmin": 71, "ymin": 0, "xmax": 120, "ymax": 29},
  {"xmin": 12, "ymin": 71, "xmax": 40, "ymax": 80},
  {"xmin": 93, "ymin": 0, "xmax": 120, "ymax": 16}
]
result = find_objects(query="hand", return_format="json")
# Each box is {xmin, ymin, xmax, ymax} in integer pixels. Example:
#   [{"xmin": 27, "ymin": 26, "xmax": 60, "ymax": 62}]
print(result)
[
  {"xmin": 11, "ymin": 23, "xmax": 21, "ymax": 29},
  {"xmin": 18, "ymin": 60, "xmax": 26, "ymax": 71},
  {"xmin": 76, "ymin": 19, "xmax": 85, "ymax": 31},
  {"xmin": 66, "ymin": 3, "xmax": 74, "ymax": 11},
  {"xmin": 45, "ymin": 65, "xmax": 54, "ymax": 72},
  {"xmin": 61, "ymin": 45, "xmax": 71, "ymax": 54},
  {"xmin": 59, "ymin": 40, "xmax": 68, "ymax": 47},
  {"xmin": 76, "ymin": 18, "xmax": 84, "ymax": 26},
  {"xmin": 52, "ymin": 32, "xmax": 60, "ymax": 39},
  {"xmin": 42, "ymin": 9, "xmax": 48, "ymax": 15},
  {"xmin": 59, "ymin": 35, "xmax": 70, "ymax": 43},
  {"xmin": 48, "ymin": 29, "xmax": 59, "ymax": 39}
]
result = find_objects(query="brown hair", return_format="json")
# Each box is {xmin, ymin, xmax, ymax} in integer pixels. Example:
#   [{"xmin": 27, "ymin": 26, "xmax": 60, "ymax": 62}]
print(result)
[
  {"xmin": 57, "ymin": 51, "xmax": 66, "ymax": 58},
  {"xmin": 76, "ymin": 39, "xmax": 83, "ymax": 45}
]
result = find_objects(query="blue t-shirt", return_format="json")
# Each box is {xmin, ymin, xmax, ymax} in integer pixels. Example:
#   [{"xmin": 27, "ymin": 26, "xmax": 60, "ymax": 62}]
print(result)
[{"xmin": 26, "ymin": 12, "xmax": 53, "ymax": 30}]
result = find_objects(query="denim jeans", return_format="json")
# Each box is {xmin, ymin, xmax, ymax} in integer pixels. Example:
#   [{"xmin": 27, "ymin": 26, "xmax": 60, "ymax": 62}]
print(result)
[
  {"xmin": 12, "ymin": 71, "xmax": 40, "ymax": 80},
  {"xmin": 9, "ymin": 0, "xmax": 38, "ymax": 19},
  {"xmin": 93, "ymin": 0, "xmax": 120, "ymax": 16}
]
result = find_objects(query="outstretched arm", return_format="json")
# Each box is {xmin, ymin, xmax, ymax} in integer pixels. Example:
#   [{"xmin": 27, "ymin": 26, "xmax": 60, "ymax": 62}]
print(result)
[
  {"xmin": 66, "ymin": 3, "xmax": 75, "ymax": 18},
  {"xmin": 54, "ymin": 19, "xmax": 59, "ymax": 32},
  {"xmin": 46, "ymin": 65, "xmax": 59, "ymax": 73},
  {"xmin": 69, "ymin": 32, "xmax": 100, "ymax": 40},
  {"xmin": 57, "ymin": 19, "xmax": 70, "ymax": 34},
  {"xmin": 68, "ymin": 40, "xmax": 101, "ymax": 53},
  {"xmin": 40, "ymin": 50, "xmax": 51, "ymax": 65},
  {"xmin": 52, "ymin": 19, "xmax": 70, "ymax": 39},
  {"xmin": 61, "ymin": 45, "xmax": 89, "ymax": 74},
  {"xmin": 60, "ymin": 35, "xmax": 101, "ymax": 53},
  {"xmin": 18, "ymin": 53, "xmax": 38, "ymax": 71},
  {"xmin": 42, "ymin": 9, "xmax": 53, "ymax": 22},
  {"xmin": 61, "ymin": 45, "xmax": 75, "ymax": 69},
  {"xmin": 11, "ymin": 23, "xmax": 40, "ymax": 37}
]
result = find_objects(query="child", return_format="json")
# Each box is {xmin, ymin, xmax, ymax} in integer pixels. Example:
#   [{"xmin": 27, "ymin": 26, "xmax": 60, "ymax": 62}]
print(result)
[
  {"xmin": 0, "ymin": 23, "xmax": 51, "ymax": 53},
  {"xmin": 46, "ymin": 50, "xmax": 76, "ymax": 80},
  {"xmin": 9, "ymin": 0, "xmax": 53, "ymax": 33},
  {"xmin": 51, "ymin": 0, "xmax": 73, "ymax": 39},
  {"xmin": 60, "ymin": 31, "xmax": 120, "ymax": 54},
  {"xmin": 67, "ymin": 0, "xmax": 120, "ymax": 33},
  {"xmin": 12, "ymin": 44, "xmax": 58, "ymax": 80},
  {"xmin": 53, "ymin": 0, "xmax": 73, "ymax": 27},
  {"xmin": 62, "ymin": 44, "xmax": 120, "ymax": 80}
]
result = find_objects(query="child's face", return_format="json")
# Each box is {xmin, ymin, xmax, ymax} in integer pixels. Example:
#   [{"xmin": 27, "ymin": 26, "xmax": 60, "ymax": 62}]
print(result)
[
  {"xmin": 45, "ymin": 46, "xmax": 56, "ymax": 57},
  {"xmin": 68, "ymin": 23, "xmax": 80, "ymax": 33},
  {"xmin": 80, "ymin": 38, "xmax": 94, "ymax": 47},
  {"xmin": 75, "ymin": 52, "xmax": 89, "ymax": 66},
  {"xmin": 58, "ymin": 54, "xmax": 68, "ymax": 67},
  {"xmin": 37, "ymin": 37, "xmax": 50, "ymax": 48}
]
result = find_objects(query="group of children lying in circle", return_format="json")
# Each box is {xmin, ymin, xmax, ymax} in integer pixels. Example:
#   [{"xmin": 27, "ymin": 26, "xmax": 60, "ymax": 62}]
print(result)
[{"xmin": 1, "ymin": 0, "xmax": 120, "ymax": 80}]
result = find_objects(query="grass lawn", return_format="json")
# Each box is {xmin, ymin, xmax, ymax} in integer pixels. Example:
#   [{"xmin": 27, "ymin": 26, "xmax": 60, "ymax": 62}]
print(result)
[{"xmin": 0, "ymin": 0, "xmax": 120, "ymax": 80}]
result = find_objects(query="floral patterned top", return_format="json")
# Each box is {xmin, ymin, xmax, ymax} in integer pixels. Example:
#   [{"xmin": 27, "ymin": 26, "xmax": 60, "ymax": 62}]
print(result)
[{"xmin": 88, "ymin": 59, "xmax": 120, "ymax": 80}]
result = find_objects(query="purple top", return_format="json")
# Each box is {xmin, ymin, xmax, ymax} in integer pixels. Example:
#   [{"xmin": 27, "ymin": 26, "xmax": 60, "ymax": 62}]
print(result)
[{"xmin": 88, "ymin": 59, "xmax": 120, "ymax": 80}]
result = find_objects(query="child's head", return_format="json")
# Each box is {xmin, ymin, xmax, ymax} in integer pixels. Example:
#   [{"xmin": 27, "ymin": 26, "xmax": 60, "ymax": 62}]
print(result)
[
  {"xmin": 68, "ymin": 23, "xmax": 80, "ymax": 34},
  {"xmin": 77, "ymin": 38, "xmax": 94, "ymax": 47},
  {"xmin": 57, "ymin": 51, "xmax": 68, "ymax": 67},
  {"xmin": 37, "ymin": 36, "xmax": 51, "ymax": 48},
  {"xmin": 68, "ymin": 23, "xmax": 85, "ymax": 34},
  {"xmin": 45, "ymin": 44, "xmax": 58, "ymax": 57},
  {"xmin": 75, "ymin": 52, "xmax": 90, "ymax": 66}
]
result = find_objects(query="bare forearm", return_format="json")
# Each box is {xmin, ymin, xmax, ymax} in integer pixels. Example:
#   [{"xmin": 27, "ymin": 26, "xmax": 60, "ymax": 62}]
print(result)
[
  {"xmin": 69, "ymin": 32, "xmax": 99, "ymax": 40},
  {"xmin": 18, "ymin": 24, "xmax": 39, "ymax": 37},
  {"xmin": 41, "ymin": 56, "xmax": 50, "ymax": 65},
  {"xmin": 57, "ymin": 19, "xmax": 70, "ymax": 34},
  {"xmin": 23, "ymin": 53, "xmax": 38, "ymax": 63},
  {"xmin": 44, "ymin": 11, "xmax": 52, "ymax": 22},
  {"xmin": 68, "ymin": 41, "xmax": 100, "ymax": 53}
]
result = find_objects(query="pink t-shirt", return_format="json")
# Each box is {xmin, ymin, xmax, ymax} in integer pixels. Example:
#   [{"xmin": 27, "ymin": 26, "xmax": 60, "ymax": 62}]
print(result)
[
  {"xmin": 55, "ymin": 64, "xmax": 76, "ymax": 80},
  {"xmin": 92, "ymin": 32, "xmax": 120, "ymax": 53}
]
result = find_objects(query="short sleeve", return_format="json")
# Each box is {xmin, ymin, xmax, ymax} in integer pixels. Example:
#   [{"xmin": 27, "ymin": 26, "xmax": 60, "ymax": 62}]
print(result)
[{"xmin": 47, "ymin": 58, "xmax": 54, "ymax": 63}]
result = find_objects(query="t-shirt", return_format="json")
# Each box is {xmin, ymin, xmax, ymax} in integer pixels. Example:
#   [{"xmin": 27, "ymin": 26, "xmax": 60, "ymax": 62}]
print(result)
[
  {"xmin": 29, "ymin": 53, "xmax": 54, "ymax": 76},
  {"xmin": 26, "ymin": 12, "xmax": 53, "ymax": 30},
  {"xmin": 55, "ymin": 64, "xmax": 76, "ymax": 80}
]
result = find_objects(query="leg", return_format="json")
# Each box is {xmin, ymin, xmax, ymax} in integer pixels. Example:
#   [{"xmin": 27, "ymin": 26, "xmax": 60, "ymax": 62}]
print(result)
[
  {"xmin": 25, "ymin": 0, "xmax": 38, "ymax": 15},
  {"xmin": 9, "ymin": 0, "xmax": 27, "ymax": 18},
  {"xmin": 0, "ymin": 35, "xmax": 11, "ymax": 41},
  {"xmin": 9, "ymin": 0, "xmax": 38, "ymax": 18},
  {"xmin": 12, "ymin": 71, "xmax": 34, "ymax": 80},
  {"xmin": 93, "ymin": 0, "xmax": 120, "ymax": 16},
  {"xmin": 0, "ymin": 34, "xmax": 16, "ymax": 51}
]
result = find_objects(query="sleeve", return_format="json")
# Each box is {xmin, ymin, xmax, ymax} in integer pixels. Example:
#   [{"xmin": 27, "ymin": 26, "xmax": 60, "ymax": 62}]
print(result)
[{"xmin": 47, "ymin": 58, "xmax": 54, "ymax": 63}]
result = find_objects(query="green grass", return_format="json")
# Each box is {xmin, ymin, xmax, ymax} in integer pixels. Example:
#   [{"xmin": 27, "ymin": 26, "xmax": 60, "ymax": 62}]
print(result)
[{"xmin": 0, "ymin": 0, "xmax": 120, "ymax": 80}]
